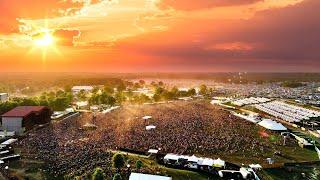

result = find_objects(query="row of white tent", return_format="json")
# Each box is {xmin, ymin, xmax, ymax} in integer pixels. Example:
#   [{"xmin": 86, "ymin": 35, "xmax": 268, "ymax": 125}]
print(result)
[
  {"xmin": 231, "ymin": 112, "xmax": 287, "ymax": 131},
  {"xmin": 232, "ymin": 97, "xmax": 271, "ymax": 106},
  {"xmin": 256, "ymin": 101, "xmax": 320, "ymax": 123},
  {"xmin": 0, "ymin": 139, "xmax": 17, "ymax": 148},
  {"xmin": 164, "ymin": 153, "xmax": 226, "ymax": 168}
]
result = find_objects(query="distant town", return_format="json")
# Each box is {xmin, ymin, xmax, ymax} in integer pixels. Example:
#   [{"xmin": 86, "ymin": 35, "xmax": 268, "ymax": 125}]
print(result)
[{"xmin": 0, "ymin": 73, "xmax": 320, "ymax": 179}]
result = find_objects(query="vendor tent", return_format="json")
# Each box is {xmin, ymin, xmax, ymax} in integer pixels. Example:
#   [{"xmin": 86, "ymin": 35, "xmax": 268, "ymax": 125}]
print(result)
[
  {"xmin": 143, "ymin": 116, "xmax": 152, "ymax": 120},
  {"xmin": 213, "ymin": 158, "xmax": 225, "ymax": 168},
  {"xmin": 146, "ymin": 125, "xmax": 156, "ymax": 130}
]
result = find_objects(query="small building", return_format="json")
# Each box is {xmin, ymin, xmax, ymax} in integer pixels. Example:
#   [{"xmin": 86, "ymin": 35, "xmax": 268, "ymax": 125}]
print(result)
[
  {"xmin": 0, "ymin": 93, "xmax": 8, "ymax": 102},
  {"xmin": 1, "ymin": 106, "xmax": 52, "ymax": 134},
  {"xmin": 72, "ymin": 86, "xmax": 93, "ymax": 94},
  {"xmin": 129, "ymin": 173, "xmax": 172, "ymax": 180}
]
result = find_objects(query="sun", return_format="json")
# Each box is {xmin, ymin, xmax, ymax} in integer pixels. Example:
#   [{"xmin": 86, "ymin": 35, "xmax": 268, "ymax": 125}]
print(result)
[{"xmin": 34, "ymin": 32, "xmax": 55, "ymax": 47}]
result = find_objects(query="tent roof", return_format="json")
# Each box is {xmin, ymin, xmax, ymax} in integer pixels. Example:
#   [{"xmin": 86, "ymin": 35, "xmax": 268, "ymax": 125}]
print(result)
[
  {"xmin": 143, "ymin": 116, "xmax": 152, "ymax": 120},
  {"xmin": 129, "ymin": 173, "xmax": 171, "ymax": 180},
  {"xmin": 148, "ymin": 149, "xmax": 159, "ymax": 154},
  {"xmin": 258, "ymin": 119, "xmax": 287, "ymax": 131}
]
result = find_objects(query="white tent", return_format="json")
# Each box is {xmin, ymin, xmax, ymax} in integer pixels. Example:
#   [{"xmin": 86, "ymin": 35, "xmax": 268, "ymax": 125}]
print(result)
[
  {"xmin": 143, "ymin": 116, "xmax": 152, "ymax": 120},
  {"xmin": 129, "ymin": 173, "xmax": 172, "ymax": 180},
  {"xmin": 1, "ymin": 139, "xmax": 18, "ymax": 145},
  {"xmin": 146, "ymin": 125, "xmax": 156, "ymax": 130},
  {"xmin": 188, "ymin": 155, "xmax": 199, "ymax": 163},
  {"xmin": 258, "ymin": 119, "xmax": 287, "ymax": 131},
  {"xmin": 200, "ymin": 158, "xmax": 214, "ymax": 166},
  {"xmin": 76, "ymin": 101, "xmax": 88, "ymax": 107},
  {"xmin": 148, "ymin": 149, "xmax": 159, "ymax": 154},
  {"xmin": 164, "ymin": 154, "xmax": 180, "ymax": 161},
  {"xmin": 249, "ymin": 164, "xmax": 262, "ymax": 170},
  {"xmin": 213, "ymin": 158, "xmax": 225, "ymax": 168}
]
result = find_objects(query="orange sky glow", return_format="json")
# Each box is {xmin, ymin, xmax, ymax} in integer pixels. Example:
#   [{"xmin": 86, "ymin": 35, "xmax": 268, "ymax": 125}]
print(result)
[{"xmin": 0, "ymin": 0, "xmax": 319, "ymax": 72}]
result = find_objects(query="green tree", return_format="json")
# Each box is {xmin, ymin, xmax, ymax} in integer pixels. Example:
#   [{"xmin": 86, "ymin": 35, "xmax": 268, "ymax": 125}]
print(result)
[
  {"xmin": 135, "ymin": 160, "xmax": 143, "ymax": 170},
  {"xmin": 112, "ymin": 153, "xmax": 125, "ymax": 172},
  {"xmin": 139, "ymin": 80, "xmax": 145, "ymax": 86},
  {"xmin": 100, "ymin": 92, "xmax": 116, "ymax": 106},
  {"xmin": 199, "ymin": 84, "xmax": 208, "ymax": 95},
  {"xmin": 92, "ymin": 87, "xmax": 100, "ymax": 94},
  {"xmin": 64, "ymin": 85, "xmax": 72, "ymax": 92},
  {"xmin": 158, "ymin": 81, "xmax": 164, "ymax": 86},
  {"xmin": 115, "ymin": 92, "xmax": 126, "ymax": 104},
  {"xmin": 77, "ymin": 89, "xmax": 87, "ymax": 100},
  {"xmin": 133, "ymin": 82, "xmax": 141, "ymax": 90},
  {"xmin": 117, "ymin": 82, "xmax": 126, "ymax": 92},
  {"xmin": 92, "ymin": 167, "xmax": 105, "ymax": 180},
  {"xmin": 56, "ymin": 90, "xmax": 65, "ymax": 97},
  {"xmin": 170, "ymin": 86, "xmax": 179, "ymax": 97},
  {"xmin": 104, "ymin": 86, "xmax": 114, "ymax": 94},
  {"xmin": 113, "ymin": 173, "xmax": 122, "ymax": 180},
  {"xmin": 187, "ymin": 88, "xmax": 196, "ymax": 96}
]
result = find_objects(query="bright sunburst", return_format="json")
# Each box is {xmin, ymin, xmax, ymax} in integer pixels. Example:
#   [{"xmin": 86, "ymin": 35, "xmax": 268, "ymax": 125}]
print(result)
[
  {"xmin": 34, "ymin": 32, "xmax": 54, "ymax": 47},
  {"xmin": 28, "ymin": 21, "xmax": 61, "ymax": 71}
]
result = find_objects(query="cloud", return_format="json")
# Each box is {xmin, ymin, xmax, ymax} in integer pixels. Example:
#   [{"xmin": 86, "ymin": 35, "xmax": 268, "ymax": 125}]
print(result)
[
  {"xmin": 0, "ymin": 0, "xmax": 97, "ymax": 33},
  {"xmin": 53, "ymin": 29, "xmax": 80, "ymax": 46},
  {"xmin": 115, "ymin": 0, "xmax": 320, "ymax": 71},
  {"xmin": 159, "ymin": 0, "xmax": 262, "ymax": 11}
]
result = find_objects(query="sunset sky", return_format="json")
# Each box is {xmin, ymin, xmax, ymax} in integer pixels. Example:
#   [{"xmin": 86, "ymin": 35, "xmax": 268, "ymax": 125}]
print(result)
[{"xmin": 0, "ymin": 0, "xmax": 319, "ymax": 72}]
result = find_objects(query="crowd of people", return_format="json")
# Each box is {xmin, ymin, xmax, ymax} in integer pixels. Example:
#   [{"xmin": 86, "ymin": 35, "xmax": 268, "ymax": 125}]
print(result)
[{"xmin": 16, "ymin": 100, "xmax": 288, "ymax": 177}]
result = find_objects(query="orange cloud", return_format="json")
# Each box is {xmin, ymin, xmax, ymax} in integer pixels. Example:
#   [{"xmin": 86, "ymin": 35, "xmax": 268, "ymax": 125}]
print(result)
[
  {"xmin": 53, "ymin": 29, "xmax": 80, "ymax": 46},
  {"xmin": 159, "ymin": 0, "xmax": 262, "ymax": 11},
  {"xmin": 0, "ymin": 0, "xmax": 98, "ymax": 33},
  {"xmin": 206, "ymin": 42, "xmax": 255, "ymax": 51}
]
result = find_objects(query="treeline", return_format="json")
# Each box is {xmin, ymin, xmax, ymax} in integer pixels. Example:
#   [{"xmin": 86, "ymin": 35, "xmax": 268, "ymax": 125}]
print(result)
[
  {"xmin": 281, "ymin": 81, "xmax": 306, "ymax": 88},
  {"xmin": 0, "ymin": 90, "xmax": 72, "ymax": 114},
  {"xmin": 1, "ymin": 73, "xmax": 320, "ymax": 95},
  {"xmin": 88, "ymin": 82, "xmax": 213, "ymax": 106}
]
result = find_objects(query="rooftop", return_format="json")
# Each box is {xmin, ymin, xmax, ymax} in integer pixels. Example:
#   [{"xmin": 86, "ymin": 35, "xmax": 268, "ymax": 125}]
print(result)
[
  {"xmin": 129, "ymin": 173, "xmax": 171, "ymax": 180},
  {"xmin": 1, "ymin": 106, "xmax": 48, "ymax": 118}
]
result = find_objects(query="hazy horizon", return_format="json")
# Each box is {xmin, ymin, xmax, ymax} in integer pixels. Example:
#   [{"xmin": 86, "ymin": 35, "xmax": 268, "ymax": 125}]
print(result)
[{"xmin": 1, "ymin": 0, "xmax": 320, "ymax": 72}]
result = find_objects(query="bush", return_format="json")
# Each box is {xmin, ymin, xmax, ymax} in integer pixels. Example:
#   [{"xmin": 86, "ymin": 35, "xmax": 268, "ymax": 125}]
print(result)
[
  {"xmin": 112, "ymin": 153, "xmax": 125, "ymax": 170},
  {"xmin": 136, "ymin": 160, "xmax": 143, "ymax": 170},
  {"xmin": 92, "ymin": 167, "xmax": 105, "ymax": 180},
  {"xmin": 113, "ymin": 173, "xmax": 122, "ymax": 180}
]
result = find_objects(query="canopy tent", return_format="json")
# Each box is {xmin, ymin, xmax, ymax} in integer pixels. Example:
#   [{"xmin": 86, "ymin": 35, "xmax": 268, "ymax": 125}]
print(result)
[
  {"xmin": 143, "ymin": 116, "xmax": 152, "ymax": 120},
  {"xmin": 146, "ymin": 125, "xmax": 156, "ymax": 130},
  {"xmin": 249, "ymin": 164, "xmax": 262, "ymax": 170},
  {"xmin": 1, "ymin": 139, "xmax": 18, "ymax": 145},
  {"xmin": 129, "ymin": 173, "xmax": 172, "ymax": 180},
  {"xmin": 164, "ymin": 154, "xmax": 180, "ymax": 161},
  {"xmin": 200, "ymin": 158, "xmax": 214, "ymax": 166},
  {"xmin": 148, "ymin": 149, "xmax": 159, "ymax": 154},
  {"xmin": 187, "ymin": 155, "xmax": 199, "ymax": 163},
  {"xmin": 258, "ymin": 119, "xmax": 287, "ymax": 131},
  {"xmin": 75, "ymin": 101, "xmax": 88, "ymax": 107},
  {"xmin": 213, "ymin": 158, "xmax": 225, "ymax": 168}
]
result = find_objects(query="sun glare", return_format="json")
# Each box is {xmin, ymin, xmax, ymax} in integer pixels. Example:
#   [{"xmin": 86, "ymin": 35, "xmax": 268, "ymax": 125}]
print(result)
[
  {"xmin": 28, "ymin": 26, "xmax": 61, "ymax": 71},
  {"xmin": 34, "ymin": 32, "xmax": 54, "ymax": 47}
]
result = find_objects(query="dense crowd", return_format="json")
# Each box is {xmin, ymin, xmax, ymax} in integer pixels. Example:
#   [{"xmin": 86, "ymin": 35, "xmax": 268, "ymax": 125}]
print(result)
[{"xmin": 17, "ymin": 100, "xmax": 286, "ymax": 176}]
